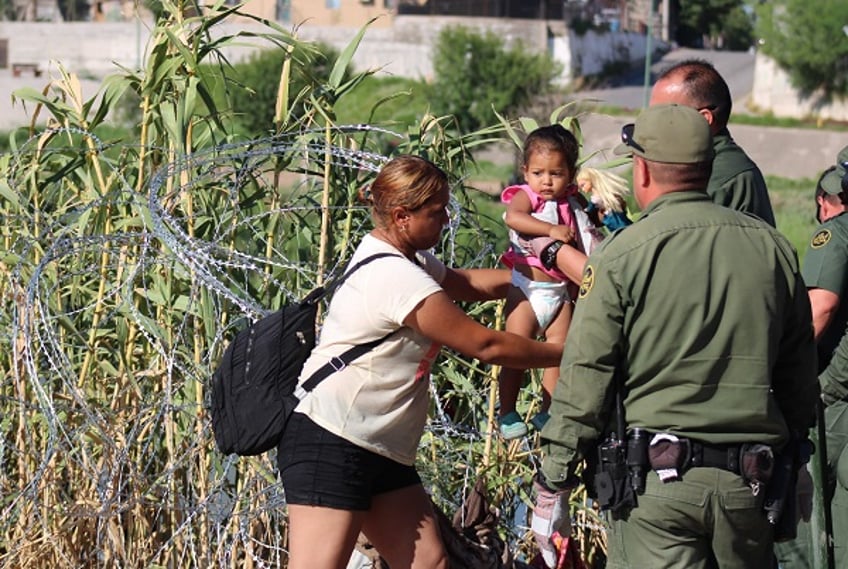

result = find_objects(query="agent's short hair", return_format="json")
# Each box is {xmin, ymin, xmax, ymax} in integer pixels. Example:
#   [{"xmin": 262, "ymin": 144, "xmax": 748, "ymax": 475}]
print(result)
[
  {"xmin": 656, "ymin": 59, "xmax": 732, "ymax": 129},
  {"xmin": 644, "ymin": 159, "xmax": 713, "ymax": 191}
]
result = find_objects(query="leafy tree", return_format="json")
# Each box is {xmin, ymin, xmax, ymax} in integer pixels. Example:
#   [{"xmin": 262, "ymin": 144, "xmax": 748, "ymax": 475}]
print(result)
[
  {"xmin": 428, "ymin": 25, "xmax": 560, "ymax": 134},
  {"xmin": 675, "ymin": 0, "xmax": 754, "ymax": 50},
  {"xmin": 756, "ymin": 0, "xmax": 848, "ymax": 98}
]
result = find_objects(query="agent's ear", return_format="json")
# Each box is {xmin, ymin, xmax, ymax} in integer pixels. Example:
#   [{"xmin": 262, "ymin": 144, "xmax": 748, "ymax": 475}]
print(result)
[
  {"xmin": 698, "ymin": 108, "xmax": 716, "ymax": 129},
  {"xmin": 634, "ymin": 156, "xmax": 650, "ymax": 188}
]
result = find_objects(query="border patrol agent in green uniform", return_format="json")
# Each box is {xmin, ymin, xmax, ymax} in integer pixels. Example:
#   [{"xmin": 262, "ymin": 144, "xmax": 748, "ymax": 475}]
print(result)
[
  {"xmin": 820, "ymin": 311, "xmax": 848, "ymax": 569},
  {"xmin": 532, "ymin": 104, "xmax": 819, "ymax": 569},
  {"xmin": 776, "ymin": 161, "xmax": 848, "ymax": 569},
  {"xmin": 650, "ymin": 59, "xmax": 776, "ymax": 226},
  {"xmin": 798, "ymin": 150, "xmax": 848, "ymax": 569},
  {"xmin": 804, "ymin": 158, "xmax": 848, "ymax": 361}
]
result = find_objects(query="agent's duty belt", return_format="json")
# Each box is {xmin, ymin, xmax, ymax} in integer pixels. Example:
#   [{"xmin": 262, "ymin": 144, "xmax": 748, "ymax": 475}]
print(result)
[
  {"xmin": 687, "ymin": 440, "xmax": 742, "ymax": 474},
  {"xmin": 644, "ymin": 432, "xmax": 772, "ymax": 484}
]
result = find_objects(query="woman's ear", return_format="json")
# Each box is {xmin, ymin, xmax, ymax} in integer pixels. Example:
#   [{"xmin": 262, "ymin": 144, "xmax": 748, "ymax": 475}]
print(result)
[{"xmin": 390, "ymin": 205, "xmax": 409, "ymax": 228}]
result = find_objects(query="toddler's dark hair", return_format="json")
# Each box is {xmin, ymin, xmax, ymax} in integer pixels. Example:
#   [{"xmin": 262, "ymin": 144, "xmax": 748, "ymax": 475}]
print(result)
[{"xmin": 522, "ymin": 124, "xmax": 579, "ymax": 173}]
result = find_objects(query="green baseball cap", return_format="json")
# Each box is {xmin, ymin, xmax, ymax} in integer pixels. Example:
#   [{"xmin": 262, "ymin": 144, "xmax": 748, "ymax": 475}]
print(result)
[
  {"xmin": 614, "ymin": 104, "xmax": 714, "ymax": 164},
  {"xmin": 819, "ymin": 144, "xmax": 848, "ymax": 195},
  {"xmin": 819, "ymin": 168, "xmax": 844, "ymax": 195},
  {"xmin": 838, "ymin": 144, "xmax": 848, "ymax": 166}
]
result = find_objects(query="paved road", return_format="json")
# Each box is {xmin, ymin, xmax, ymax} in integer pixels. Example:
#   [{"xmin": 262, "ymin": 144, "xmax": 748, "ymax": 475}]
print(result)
[
  {"xmin": 578, "ymin": 113, "xmax": 846, "ymax": 182},
  {"xmin": 577, "ymin": 47, "xmax": 755, "ymax": 113},
  {"xmin": 575, "ymin": 48, "xmax": 845, "ymax": 181}
]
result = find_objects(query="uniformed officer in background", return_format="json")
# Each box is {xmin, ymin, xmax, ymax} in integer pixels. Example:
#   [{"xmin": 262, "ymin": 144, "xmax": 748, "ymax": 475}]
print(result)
[
  {"xmin": 803, "ymin": 150, "xmax": 848, "ymax": 357},
  {"xmin": 531, "ymin": 104, "xmax": 819, "ymax": 569},
  {"xmin": 790, "ymin": 147, "xmax": 848, "ymax": 569},
  {"xmin": 819, "ymin": 300, "xmax": 848, "ymax": 569},
  {"xmin": 775, "ymin": 158, "xmax": 848, "ymax": 569},
  {"xmin": 650, "ymin": 59, "xmax": 776, "ymax": 226}
]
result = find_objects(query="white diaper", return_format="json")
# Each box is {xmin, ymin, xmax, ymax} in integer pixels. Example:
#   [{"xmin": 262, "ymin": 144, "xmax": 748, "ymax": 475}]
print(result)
[{"xmin": 511, "ymin": 270, "xmax": 571, "ymax": 331}]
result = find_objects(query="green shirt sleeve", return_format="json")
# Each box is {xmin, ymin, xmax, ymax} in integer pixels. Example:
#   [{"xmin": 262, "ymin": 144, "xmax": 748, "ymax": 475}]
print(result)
[
  {"xmin": 801, "ymin": 225, "xmax": 848, "ymax": 294},
  {"xmin": 541, "ymin": 250, "xmax": 624, "ymax": 486},
  {"xmin": 708, "ymin": 133, "xmax": 776, "ymax": 226},
  {"xmin": 708, "ymin": 169, "xmax": 775, "ymax": 226},
  {"xmin": 821, "ymin": 325, "xmax": 848, "ymax": 406}
]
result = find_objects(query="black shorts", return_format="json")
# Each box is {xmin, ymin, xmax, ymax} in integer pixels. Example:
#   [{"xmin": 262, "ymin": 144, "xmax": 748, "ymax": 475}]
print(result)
[{"xmin": 278, "ymin": 411, "xmax": 421, "ymax": 511}]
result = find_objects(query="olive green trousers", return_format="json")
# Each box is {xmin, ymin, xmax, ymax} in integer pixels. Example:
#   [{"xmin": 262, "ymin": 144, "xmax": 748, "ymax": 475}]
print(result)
[
  {"xmin": 606, "ymin": 468, "xmax": 773, "ymax": 569},
  {"xmin": 776, "ymin": 400, "xmax": 848, "ymax": 569}
]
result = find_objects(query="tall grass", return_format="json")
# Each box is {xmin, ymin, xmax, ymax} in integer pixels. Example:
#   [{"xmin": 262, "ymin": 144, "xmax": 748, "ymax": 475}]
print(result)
[
  {"xmin": 0, "ymin": 3, "xmax": 568, "ymax": 567},
  {"xmin": 0, "ymin": 4, "xmax": 822, "ymax": 567},
  {"xmin": 768, "ymin": 175, "xmax": 819, "ymax": 263}
]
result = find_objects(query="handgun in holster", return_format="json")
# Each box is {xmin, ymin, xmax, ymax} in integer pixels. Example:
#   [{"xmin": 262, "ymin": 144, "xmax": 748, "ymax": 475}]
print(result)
[
  {"xmin": 591, "ymin": 387, "xmax": 641, "ymax": 518},
  {"xmin": 762, "ymin": 433, "xmax": 813, "ymax": 542}
]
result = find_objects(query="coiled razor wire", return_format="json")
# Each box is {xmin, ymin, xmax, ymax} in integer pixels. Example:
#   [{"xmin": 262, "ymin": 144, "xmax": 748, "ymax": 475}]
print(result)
[{"xmin": 0, "ymin": 125, "xmax": 604, "ymax": 568}]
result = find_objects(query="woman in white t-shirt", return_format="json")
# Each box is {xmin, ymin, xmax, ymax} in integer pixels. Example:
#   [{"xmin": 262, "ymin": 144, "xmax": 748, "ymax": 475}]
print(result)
[{"xmin": 278, "ymin": 155, "xmax": 563, "ymax": 569}]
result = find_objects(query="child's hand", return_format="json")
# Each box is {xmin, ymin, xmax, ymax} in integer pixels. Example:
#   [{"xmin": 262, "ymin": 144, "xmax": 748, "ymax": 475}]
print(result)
[{"xmin": 548, "ymin": 225, "xmax": 574, "ymax": 243}]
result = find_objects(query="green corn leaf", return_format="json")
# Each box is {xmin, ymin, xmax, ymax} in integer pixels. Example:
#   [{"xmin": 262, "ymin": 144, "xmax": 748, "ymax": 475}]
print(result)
[{"xmin": 328, "ymin": 17, "xmax": 379, "ymax": 90}]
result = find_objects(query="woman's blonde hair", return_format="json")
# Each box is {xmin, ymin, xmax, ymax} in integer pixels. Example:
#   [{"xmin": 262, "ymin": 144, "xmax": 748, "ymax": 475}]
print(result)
[{"xmin": 366, "ymin": 155, "xmax": 448, "ymax": 228}]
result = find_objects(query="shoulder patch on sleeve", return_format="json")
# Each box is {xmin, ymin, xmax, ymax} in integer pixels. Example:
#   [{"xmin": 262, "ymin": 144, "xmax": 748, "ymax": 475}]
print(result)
[
  {"xmin": 811, "ymin": 229, "xmax": 832, "ymax": 249},
  {"xmin": 578, "ymin": 265, "xmax": 595, "ymax": 299}
]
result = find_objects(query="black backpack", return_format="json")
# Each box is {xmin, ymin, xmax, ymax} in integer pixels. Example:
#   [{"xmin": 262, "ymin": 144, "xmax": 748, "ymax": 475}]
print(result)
[{"xmin": 210, "ymin": 253, "xmax": 398, "ymax": 456}]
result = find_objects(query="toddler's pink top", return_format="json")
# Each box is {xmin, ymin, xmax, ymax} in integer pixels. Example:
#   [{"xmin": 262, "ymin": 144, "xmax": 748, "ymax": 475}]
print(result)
[{"xmin": 500, "ymin": 183, "xmax": 578, "ymax": 283}]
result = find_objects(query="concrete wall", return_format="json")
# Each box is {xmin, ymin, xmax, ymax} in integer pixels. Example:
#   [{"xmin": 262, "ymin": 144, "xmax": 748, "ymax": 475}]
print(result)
[
  {"xmin": 288, "ymin": 1, "xmax": 394, "ymax": 28},
  {"xmin": 554, "ymin": 28, "xmax": 652, "ymax": 81},
  {"xmin": 17, "ymin": 18, "xmax": 843, "ymax": 128},
  {"xmin": 295, "ymin": 16, "xmax": 554, "ymax": 81},
  {"xmin": 0, "ymin": 22, "xmax": 146, "ymax": 74},
  {"xmin": 0, "ymin": 16, "xmax": 654, "ymax": 83},
  {"xmin": 751, "ymin": 52, "xmax": 848, "ymax": 122}
]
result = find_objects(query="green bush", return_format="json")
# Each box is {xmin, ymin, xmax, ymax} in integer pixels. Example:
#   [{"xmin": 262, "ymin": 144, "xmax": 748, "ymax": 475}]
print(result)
[
  {"xmin": 226, "ymin": 42, "xmax": 345, "ymax": 136},
  {"xmin": 428, "ymin": 25, "xmax": 561, "ymax": 134},
  {"xmin": 334, "ymin": 75, "xmax": 429, "ymax": 128}
]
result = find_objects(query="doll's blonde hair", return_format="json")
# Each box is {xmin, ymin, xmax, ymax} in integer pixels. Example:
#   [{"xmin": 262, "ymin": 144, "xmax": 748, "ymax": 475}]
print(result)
[{"xmin": 576, "ymin": 167, "xmax": 630, "ymax": 213}]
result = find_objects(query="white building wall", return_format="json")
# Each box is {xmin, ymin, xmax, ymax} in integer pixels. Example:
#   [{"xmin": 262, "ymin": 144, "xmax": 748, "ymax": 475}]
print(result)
[
  {"xmin": 751, "ymin": 53, "xmax": 848, "ymax": 122},
  {"xmin": 0, "ymin": 17, "xmax": 655, "ymax": 84},
  {"xmin": 553, "ymin": 29, "xmax": 652, "ymax": 81},
  {"xmin": 6, "ymin": 21, "xmax": 839, "ymax": 122}
]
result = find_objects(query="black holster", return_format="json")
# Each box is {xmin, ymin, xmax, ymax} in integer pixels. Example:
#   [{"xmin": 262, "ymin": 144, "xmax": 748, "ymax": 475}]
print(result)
[
  {"xmin": 592, "ymin": 435, "xmax": 637, "ymax": 519},
  {"xmin": 763, "ymin": 436, "xmax": 813, "ymax": 542}
]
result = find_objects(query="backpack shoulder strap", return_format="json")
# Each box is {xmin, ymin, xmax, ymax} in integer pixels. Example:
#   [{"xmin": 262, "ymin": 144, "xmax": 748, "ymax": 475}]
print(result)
[
  {"xmin": 297, "ymin": 251, "xmax": 402, "ymax": 395},
  {"xmin": 301, "ymin": 252, "xmax": 401, "ymax": 305},
  {"xmin": 299, "ymin": 329, "xmax": 394, "ymax": 393}
]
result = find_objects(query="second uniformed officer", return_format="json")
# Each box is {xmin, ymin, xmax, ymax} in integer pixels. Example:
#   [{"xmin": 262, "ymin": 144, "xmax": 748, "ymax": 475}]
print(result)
[
  {"xmin": 800, "ymin": 150, "xmax": 848, "ymax": 569},
  {"xmin": 804, "ymin": 155, "xmax": 848, "ymax": 358},
  {"xmin": 649, "ymin": 59, "xmax": 776, "ymax": 226},
  {"xmin": 531, "ymin": 104, "xmax": 819, "ymax": 569},
  {"xmin": 776, "ymin": 160, "xmax": 848, "ymax": 569}
]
